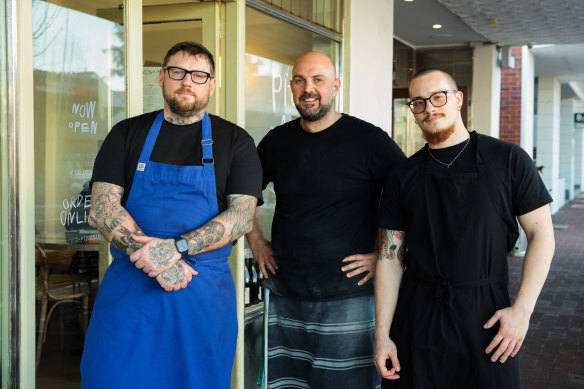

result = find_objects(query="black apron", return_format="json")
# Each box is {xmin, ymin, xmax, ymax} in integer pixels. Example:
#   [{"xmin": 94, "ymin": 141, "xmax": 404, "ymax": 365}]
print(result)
[{"xmin": 383, "ymin": 135, "xmax": 521, "ymax": 389}]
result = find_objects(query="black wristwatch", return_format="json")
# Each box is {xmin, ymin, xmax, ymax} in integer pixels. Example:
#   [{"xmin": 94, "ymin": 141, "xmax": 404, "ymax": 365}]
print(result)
[{"xmin": 174, "ymin": 237, "xmax": 189, "ymax": 256}]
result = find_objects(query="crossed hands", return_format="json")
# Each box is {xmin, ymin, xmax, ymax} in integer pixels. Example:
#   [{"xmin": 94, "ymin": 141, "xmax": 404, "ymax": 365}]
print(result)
[{"xmin": 130, "ymin": 235, "xmax": 198, "ymax": 292}]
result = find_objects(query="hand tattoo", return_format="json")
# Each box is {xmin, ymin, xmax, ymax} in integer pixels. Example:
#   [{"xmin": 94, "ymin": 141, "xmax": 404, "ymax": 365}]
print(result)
[
  {"xmin": 149, "ymin": 241, "xmax": 175, "ymax": 269},
  {"xmin": 160, "ymin": 261, "xmax": 186, "ymax": 286}
]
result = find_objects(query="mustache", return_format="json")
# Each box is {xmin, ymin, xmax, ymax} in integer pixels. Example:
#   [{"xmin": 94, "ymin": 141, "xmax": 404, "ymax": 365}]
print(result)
[
  {"xmin": 175, "ymin": 88, "xmax": 195, "ymax": 95},
  {"xmin": 299, "ymin": 92, "xmax": 320, "ymax": 101},
  {"xmin": 423, "ymin": 113, "xmax": 445, "ymax": 122}
]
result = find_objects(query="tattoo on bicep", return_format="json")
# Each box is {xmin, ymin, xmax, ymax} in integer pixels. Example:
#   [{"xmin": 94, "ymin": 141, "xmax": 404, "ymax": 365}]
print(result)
[{"xmin": 380, "ymin": 230, "xmax": 406, "ymax": 266}]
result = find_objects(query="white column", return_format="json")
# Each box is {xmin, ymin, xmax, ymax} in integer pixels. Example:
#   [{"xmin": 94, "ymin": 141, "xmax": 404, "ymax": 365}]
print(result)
[
  {"xmin": 471, "ymin": 45, "xmax": 501, "ymax": 137},
  {"xmin": 521, "ymin": 47, "xmax": 535, "ymax": 157},
  {"xmin": 574, "ymin": 100, "xmax": 584, "ymax": 194},
  {"xmin": 560, "ymin": 98, "xmax": 575, "ymax": 201},
  {"xmin": 536, "ymin": 77, "xmax": 562, "ymax": 213},
  {"xmin": 345, "ymin": 0, "xmax": 393, "ymax": 132}
]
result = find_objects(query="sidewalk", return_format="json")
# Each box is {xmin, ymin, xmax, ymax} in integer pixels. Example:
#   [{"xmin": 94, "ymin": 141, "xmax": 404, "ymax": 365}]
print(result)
[{"xmin": 508, "ymin": 192, "xmax": 584, "ymax": 388}]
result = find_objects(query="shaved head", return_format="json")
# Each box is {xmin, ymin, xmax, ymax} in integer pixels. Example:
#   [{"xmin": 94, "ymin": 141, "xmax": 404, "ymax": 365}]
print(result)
[{"xmin": 292, "ymin": 51, "xmax": 337, "ymax": 79}]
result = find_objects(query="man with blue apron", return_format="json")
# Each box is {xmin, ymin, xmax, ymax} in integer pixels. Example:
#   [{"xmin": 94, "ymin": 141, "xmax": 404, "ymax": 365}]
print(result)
[
  {"xmin": 374, "ymin": 68, "xmax": 555, "ymax": 388},
  {"xmin": 81, "ymin": 42, "xmax": 262, "ymax": 388}
]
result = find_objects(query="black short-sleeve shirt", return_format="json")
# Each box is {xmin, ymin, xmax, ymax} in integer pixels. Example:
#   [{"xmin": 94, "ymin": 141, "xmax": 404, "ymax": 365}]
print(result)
[
  {"xmin": 377, "ymin": 131, "xmax": 552, "ymax": 251},
  {"xmin": 259, "ymin": 114, "xmax": 406, "ymax": 300},
  {"xmin": 91, "ymin": 110, "xmax": 263, "ymax": 212}
]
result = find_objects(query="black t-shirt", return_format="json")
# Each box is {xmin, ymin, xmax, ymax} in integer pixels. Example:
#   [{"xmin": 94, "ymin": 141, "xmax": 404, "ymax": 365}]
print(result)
[
  {"xmin": 377, "ymin": 131, "xmax": 552, "ymax": 251},
  {"xmin": 91, "ymin": 110, "xmax": 263, "ymax": 212},
  {"xmin": 259, "ymin": 114, "xmax": 406, "ymax": 300}
]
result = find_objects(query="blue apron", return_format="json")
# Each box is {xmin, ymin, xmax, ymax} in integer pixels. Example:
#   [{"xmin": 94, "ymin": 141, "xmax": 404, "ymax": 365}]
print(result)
[{"xmin": 81, "ymin": 111, "xmax": 237, "ymax": 389}]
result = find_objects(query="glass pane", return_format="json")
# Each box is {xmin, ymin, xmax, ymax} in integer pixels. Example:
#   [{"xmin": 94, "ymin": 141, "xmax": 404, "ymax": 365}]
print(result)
[
  {"xmin": 32, "ymin": 0, "xmax": 125, "ymax": 386},
  {"xmin": 0, "ymin": 0, "xmax": 8, "ymax": 383},
  {"xmin": 244, "ymin": 5, "xmax": 340, "ymax": 265},
  {"xmin": 393, "ymin": 98, "xmax": 424, "ymax": 157},
  {"xmin": 143, "ymin": 20, "xmax": 203, "ymax": 113}
]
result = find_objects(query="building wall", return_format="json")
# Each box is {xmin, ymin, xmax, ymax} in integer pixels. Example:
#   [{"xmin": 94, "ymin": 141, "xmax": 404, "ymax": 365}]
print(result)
[
  {"xmin": 345, "ymin": 0, "xmax": 393, "ymax": 132},
  {"xmin": 500, "ymin": 47, "xmax": 523, "ymax": 146}
]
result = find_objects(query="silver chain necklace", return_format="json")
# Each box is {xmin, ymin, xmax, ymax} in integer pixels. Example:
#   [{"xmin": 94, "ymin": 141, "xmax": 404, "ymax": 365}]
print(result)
[{"xmin": 427, "ymin": 137, "xmax": 470, "ymax": 168}]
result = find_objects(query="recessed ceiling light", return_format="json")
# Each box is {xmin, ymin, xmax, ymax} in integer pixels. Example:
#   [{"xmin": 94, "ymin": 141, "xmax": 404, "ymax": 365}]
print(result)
[
  {"xmin": 433, "ymin": 24, "xmax": 442, "ymax": 29},
  {"xmin": 404, "ymin": 0, "xmax": 414, "ymax": 2}
]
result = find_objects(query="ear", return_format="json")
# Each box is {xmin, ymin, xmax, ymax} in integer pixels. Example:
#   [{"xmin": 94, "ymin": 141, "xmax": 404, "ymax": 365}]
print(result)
[
  {"xmin": 455, "ymin": 90, "xmax": 463, "ymax": 109},
  {"xmin": 159, "ymin": 69, "xmax": 165, "ymax": 89},
  {"xmin": 208, "ymin": 77, "xmax": 217, "ymax": 97},
  {"xmin": 333, "ymin": 77, "xmax": 341, "ymax": 97}
]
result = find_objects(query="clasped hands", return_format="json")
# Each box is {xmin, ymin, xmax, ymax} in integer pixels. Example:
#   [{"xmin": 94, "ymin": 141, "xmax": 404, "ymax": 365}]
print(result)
[{"xmin": 129, "ymin": 235, "xmax": 197, "ymax": 292}]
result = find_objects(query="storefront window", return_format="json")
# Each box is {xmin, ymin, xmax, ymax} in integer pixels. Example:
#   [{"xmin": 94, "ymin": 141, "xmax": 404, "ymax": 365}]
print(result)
[
  {"xmin": 32, "ymin": 0, "xmax": 124, "ymax": 385},
  {"xmin": 244, "ymin": 5, "xmax": 340, "ymax": 252},
  {"xmin": 0, "ymin": 0, "xmax": 8, "ymax": 384},
  {"xmin": 256, "ymin": 0, "xmax": 343, "ymax": 32}
]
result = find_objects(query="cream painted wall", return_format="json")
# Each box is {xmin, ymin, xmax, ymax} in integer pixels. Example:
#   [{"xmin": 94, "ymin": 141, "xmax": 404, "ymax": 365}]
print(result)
[
  {"xmin": 345, "ymin": 0, "xmax": 393, "ymax": 133},
  {"xmin": 521, "ymin": 47, "xmax": 535, "ymax": 158},
  {"xmin": 471, "ymin": 45, "xmax": 501, "ymax": 137}
]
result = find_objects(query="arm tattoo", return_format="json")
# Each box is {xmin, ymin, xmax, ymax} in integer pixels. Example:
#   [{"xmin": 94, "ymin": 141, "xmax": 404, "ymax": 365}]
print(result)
[
  {"xmin": 89, "ymin": 182, "xmax": 145, "ymax": 254},
  {"xmin": 380, "ymin": 230, "xmax": 406, "ymax": 268},
  {"xmin": 181, "ymin": 194, "xmax": 256, "ymax": 255},
  {"xmin": 183, "ymin": 221, "xmax": 225, "ymax": 255},
  {"xmin": 164, "ymin": 112, "xmax": 204, "ymax": 126},
  {"xmin": 222, "ymin": 195, "xmax": 256, "ymax": 241}
]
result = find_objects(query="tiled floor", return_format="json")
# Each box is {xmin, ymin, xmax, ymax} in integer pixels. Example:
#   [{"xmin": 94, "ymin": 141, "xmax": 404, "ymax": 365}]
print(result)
[{"xmin": 509, "ymin": 193, "xmax": 584, "ymax": 388}]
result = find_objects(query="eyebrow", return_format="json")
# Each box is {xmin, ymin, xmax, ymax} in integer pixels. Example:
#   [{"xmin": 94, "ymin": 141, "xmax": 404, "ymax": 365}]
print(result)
[
  {"xmin": 293, "ymin": 74, "xmax": 326, "ymax": 79},
  {"xmin": 410, "ymin": 89, "xmax": 447, "ymax": 101}
]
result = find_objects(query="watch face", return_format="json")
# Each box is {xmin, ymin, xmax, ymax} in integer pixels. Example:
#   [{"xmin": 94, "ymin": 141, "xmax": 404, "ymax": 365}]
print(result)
[{"xmin": 175, "ymin": 238, "xmax": 189, "ymax": 254}]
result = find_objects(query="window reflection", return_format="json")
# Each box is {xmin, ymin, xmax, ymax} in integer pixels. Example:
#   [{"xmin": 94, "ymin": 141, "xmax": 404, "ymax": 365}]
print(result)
[
  {"xmin": 244, "ymin": 6, "xmax": 340, "ymax": 249},
  {"xmin": 32, "ymin": 0, "xmax": 125, "ymax": 385}
]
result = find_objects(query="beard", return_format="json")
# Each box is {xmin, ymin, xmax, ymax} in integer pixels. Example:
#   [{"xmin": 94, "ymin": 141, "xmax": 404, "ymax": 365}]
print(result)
[
  {"xmin": 420, "ymin": 115, "xmax": 455, "ymax": 144},
  {"xmin": 164, "ymin": 87, "xmax": 208, "ymax": 118},
  {"xmin": 295, "ymin": 92, "xmax": 334, "ymax": 122}
]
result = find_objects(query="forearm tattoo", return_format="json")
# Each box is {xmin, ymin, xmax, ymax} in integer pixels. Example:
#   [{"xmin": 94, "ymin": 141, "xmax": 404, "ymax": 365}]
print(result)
[
  {"xmin": 222, "ymin": 195, "xmax": 256, "ymax": 241},
  {"xmin": 183, "ymin": 221, "xmax": 225, "ymax": 255},
  {"xmin": 182, "ymin": 194, "xmax": 256, "ymax": 255},
  {"xmin": 160, "ymin": 261, "xmax": 187, "ymax": 286},
  {"xmin": 380, "ymin": 230, "xmax": 406, "ymax": 267},
  {"xmin": 89, "ymin": 182, "xmax": 145, "ymax": 254}
]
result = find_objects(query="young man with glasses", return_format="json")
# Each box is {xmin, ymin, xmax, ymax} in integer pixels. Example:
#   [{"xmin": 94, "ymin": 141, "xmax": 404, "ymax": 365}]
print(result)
[
  {"xmin": 81, "ymin": 41, "xmax": 262, "ymax": 389},
  {"xmin": 373, "ymin": 68, "xmax": 555, "ymax": 388},
  {"xmin": 246, "ymin": 51, "xmax": 405, "ymax": 388}
]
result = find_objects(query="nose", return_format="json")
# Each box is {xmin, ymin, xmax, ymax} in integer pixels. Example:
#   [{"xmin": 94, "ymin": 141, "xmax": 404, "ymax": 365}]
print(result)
[
  {"xmin": 303, "ymin": 79, "xmax": 316, "ymax": 93},
  {"xmin": 180, "ymin": 73, "xmax": 194, "ymax": 87},
  {"xmin": 424, "ymin": 98, "xmax": 436, "ymax": 114}
]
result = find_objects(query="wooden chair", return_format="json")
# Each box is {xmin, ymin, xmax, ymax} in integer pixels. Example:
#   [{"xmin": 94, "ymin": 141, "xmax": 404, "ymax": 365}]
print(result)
[{"xmin": 35, "ymin": 243, "xmax": 90, "ymax": 371}]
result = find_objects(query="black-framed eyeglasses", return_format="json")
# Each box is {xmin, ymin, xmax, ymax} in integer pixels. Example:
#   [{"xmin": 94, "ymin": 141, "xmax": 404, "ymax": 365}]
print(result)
[
  {"xmin": 162, "ymin": 66, "xmax": 213, "ymax": 84},
  {"xmin": 407, "ymin": 90, "xmax": 458, "ymax": 114}
]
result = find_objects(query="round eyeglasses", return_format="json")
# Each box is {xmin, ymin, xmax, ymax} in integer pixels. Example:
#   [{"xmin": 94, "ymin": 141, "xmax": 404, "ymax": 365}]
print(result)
[
  {"xmin": 407, "ymin": 90, "xmax": 457, "ymax": 114},
  {"xmin": 163, "ymin": 66, "xmax": 213, "ymax": 84}
]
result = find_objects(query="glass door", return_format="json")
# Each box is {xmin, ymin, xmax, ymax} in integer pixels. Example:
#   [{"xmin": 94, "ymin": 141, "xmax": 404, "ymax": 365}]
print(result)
[
  {"xmin": 142, "ymin": 2, "xmax": 219, "ymax": 115},
  {"xmin": 32, "ymin": 0, "xmax": 125, "ymax": 386}
]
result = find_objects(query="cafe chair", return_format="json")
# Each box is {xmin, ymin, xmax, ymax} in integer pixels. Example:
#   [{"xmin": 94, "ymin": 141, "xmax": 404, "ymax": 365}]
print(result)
[{"xmin": 35, "ymin": 243, "xmax": 90, "ymax": 371}]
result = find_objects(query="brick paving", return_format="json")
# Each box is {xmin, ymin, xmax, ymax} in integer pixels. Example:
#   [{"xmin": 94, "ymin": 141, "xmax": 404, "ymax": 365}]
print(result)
[{"xmin": 508, "ymin": 193, "xmax": 584, "ymax": 388}]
